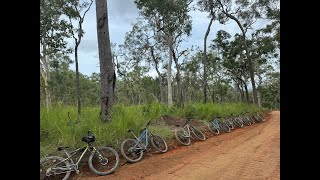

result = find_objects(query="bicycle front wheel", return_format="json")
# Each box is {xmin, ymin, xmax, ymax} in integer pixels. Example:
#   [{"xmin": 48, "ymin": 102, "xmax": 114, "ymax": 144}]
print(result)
[
  {"xmin": 40, "ymin": 156, "xmax": 71, "ymax": 180},
  {"xmin": 208, "ymin": 122, "xmax": 220, "ymax": 135},
  {"xmin": 255, "ymin": 115, "xmax": 264, "ymax": 122},
  {"xmin": 175, "ymin": 128, "xmax": 191, "ymax": 146},
  {"xmin": 120, "ymin": 139, "xmax": 144, "ymax": 163},
  {"xmin": 221, "ymin": 123, "xmax": 231, "ymax": 133},
  {"xmin": 233, "ymin": 118, "xmax": 243, "ymax": 128},
  {"xmin": 88, "ymin": 147, "xmax": 120, "ymax": 176},
  {"xmin": 151, "ymin": 135, "xmax": 168, "ymax": 153},
  {"xmin": 191, "ymin": 126, "xmax": 206, "ymax": 141}
]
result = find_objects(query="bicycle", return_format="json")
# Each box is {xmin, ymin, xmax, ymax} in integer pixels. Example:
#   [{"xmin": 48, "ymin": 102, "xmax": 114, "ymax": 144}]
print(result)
[
  {"xmin": 239, "ymin": 112, "xmax": 252, "ymax": 126},
  {"xmin": 207, "ymin": 115, "xmax": 231, "ymax": 135},
  {"xmin": 175, "ymin": 117, "xmax": 206, "ymax": 146},
  {"xmin": 224, "ymin": 114, "xmax": 234, "ymax": 130},
  {"xmin": 244, "ymin": 112, "xmax": 257, "ymax": 124},
  {"xmin": 120, "ymin": 120, "xmax": 168, "ymax": 163},
  {"xmin": 232, "ymin": 114, "xmax": 244, "ymax": 128},
  {"xmin": 253, "ymin": 112, "xmax": 264, "ymax": 122},
  {"xmin": 40, "ymin": 130, "xmax": 120, "ymax": 180}
]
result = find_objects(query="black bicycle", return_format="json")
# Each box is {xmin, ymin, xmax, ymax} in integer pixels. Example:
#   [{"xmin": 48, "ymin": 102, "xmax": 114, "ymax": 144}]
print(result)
[{"xmin": 40, "ymin": 131, "xmax": 119, "ymax": 180}]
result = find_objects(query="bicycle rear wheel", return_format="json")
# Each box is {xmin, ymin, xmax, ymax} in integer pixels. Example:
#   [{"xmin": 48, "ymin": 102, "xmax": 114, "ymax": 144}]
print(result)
[
  {"xmin": 234, "ymin": 118, "xmax": 244, "ymax": 128},
  {"xmin": 255, "ymin": 114, "xmax": 264, "ymax": 122},
  {"xmin": 40, "ymin": 156, "xmax": 71, "ymax": 180},
  {"xmin": 120, "ymin": 139, "xmax": 144, "ymax": 163},
  {"xmin": 221, "ymin": 122, "xmax": 231, "ymax": 133},
  {"xmin": 191, "ymin": 126, "xmax": 206, "ymax": 141},
  {"xmin": 88, "ymin": 147, "xmax": 120, "ymax": 175},
  {"xmin": 175, "ymin": 128, "xmax": 191, "ymax": 146},
  {"xmin": 244, "ymin": 117, "xmax": 251, "ymax": 126},
  {"xmin": 208, "ymin": 122, "xmax": 220, "ymax": 135},
  {"xmin": 151, "ymin": 135, "xmax": 168, "ymax": 153}
]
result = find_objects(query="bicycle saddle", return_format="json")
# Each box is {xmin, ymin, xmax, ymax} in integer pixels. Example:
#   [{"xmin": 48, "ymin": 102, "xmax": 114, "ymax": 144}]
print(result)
[{"xmin": 82, "ymin": 135, "xmax": 96, "ymax": 143}]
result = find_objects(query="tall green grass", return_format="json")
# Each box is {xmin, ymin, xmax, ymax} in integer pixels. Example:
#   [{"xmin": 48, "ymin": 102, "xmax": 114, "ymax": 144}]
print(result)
[{"xmin": 40, "ymin": 102, "xmax": 265, "ymax": 158}]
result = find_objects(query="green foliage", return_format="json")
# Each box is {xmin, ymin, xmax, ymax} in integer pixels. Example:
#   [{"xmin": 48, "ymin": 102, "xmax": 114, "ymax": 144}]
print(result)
[
  {"xmin": 40, "ymin": 102, "xmax": 265, "ymax": 157},
  {"xmin": 135, "ymin": 0, "xmax": 192, "ymax": 36},
  {"xmin": 42, "ymin": 70, "xmax": 100, "ymax": 106}
]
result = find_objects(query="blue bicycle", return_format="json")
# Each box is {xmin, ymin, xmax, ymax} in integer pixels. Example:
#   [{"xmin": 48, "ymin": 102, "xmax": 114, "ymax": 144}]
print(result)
[
  {"xmin": 207, "ymin": 115, "xmax": 231, "ymax": 135},
  {"xmin": 120, "ymin": 120, "xmax": 168, "ymax": 163}
]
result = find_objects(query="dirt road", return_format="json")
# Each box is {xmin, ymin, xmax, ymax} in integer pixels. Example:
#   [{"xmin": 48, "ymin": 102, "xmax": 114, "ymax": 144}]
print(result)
[{"xmin": 76, "ymin": 111, "xmax": 280, "ymax": 180}]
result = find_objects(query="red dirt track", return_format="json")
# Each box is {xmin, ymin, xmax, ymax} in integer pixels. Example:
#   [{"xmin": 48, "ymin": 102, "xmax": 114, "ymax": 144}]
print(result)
[{"xmin": 75, "ymin": 111, "xmax": 280, "ymax": 180}]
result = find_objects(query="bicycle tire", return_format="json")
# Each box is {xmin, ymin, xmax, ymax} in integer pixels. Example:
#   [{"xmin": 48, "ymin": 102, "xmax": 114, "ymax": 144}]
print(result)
[
  {"xmin": 151, "ymin": 135, "xmax": 168, "ymax": 153},
  {"xmin": 207, "ymin": 122, "xmax": 220, "ymax": 135},
  {"xmin": 191, "ymin": 126, "xmax": 206, "ymax": 141},
  {"xmin": 120, "ymin": 139, "xmax": 144, "ymax": 163},
  {"xmin": 88, "ymin": 147, "xmax": 120, "ymax": 175},
  {"xmin": 40, "ymin": 156, "xmax": 71, "ymax": 180},
  {"xmin": 221, "ymin": 122, "xmax": 231, "ymax": 133},
  {"xmin": 175, "ymin": 128, "xmax": 191, "ymax": 146}
]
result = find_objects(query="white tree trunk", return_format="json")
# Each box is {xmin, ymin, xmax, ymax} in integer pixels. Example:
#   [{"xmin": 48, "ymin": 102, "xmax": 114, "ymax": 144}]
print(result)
[
  {"xmin": 257, "ymin": 91, "xmax": 261, "ymax": 108},
  {"xmin": 40, "ymin": 44, "xmax": 51, "ymax": 112}
]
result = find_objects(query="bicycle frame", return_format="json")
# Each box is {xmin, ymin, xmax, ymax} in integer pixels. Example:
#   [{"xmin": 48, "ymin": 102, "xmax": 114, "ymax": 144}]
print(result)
[
  {"xmin": 131, "ymin": 128, "xmax": 149, "ymax": 150},
  {"xmin": 179, "ymin": 123, "xmax": 191, "ymax": 138},
  {"xmin": 52, "ymin": 145, "xmax": 99, "ymax": 173},
  {"xmin": 210, "ymin": 118, "xmax": 221, "ymax": 130}
]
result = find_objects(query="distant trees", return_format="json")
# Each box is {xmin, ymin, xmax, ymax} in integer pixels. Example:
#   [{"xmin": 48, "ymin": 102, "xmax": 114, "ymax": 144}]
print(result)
[{"xmin": 40, "ymin": 0, "xmax": 280, "ymax": 112}]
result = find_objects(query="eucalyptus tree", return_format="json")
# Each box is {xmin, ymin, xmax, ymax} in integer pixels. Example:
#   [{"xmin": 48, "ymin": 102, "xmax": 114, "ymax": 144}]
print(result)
[
  {"xmin": 123, "ymin": 19, "xmax": 167, "ymax": 103},
  {"xmin": 134, "ymin": 0, "xmax": 193, "ymax": 107},
  {"xmin": 95, "ymin": 0, "xmax": 116, "ymax": 122},
  {"xmin": 62, "ymin": 0, "xmax": 93, "ymax": 116},
  {"xmin": 40, "ymin": 0, "xmax": 73, "ymax": 111},
  {"xmin": 212, "ymin": 0, "xmax": 263, "ymax": 105}
]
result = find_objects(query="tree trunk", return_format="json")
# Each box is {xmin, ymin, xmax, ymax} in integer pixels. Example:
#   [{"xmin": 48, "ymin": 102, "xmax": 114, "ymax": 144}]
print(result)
[
  {"xmin": 243, "ymin": 40, "xmax": 258, "ymax": 105},
  {"xmin": 171, "ymin": 46, "xmax": 184, "ymax": 107},
  {"xmin": 203, "ymin": 17, "xmax": 214, "ymax": 103},
  {"xmin": 236, "ymin": 82, "xmax": 243, "ymax": 102},
  {"xmin": 167, "ymin": 37, "xmax": 173, "ymax": 107},
  {"xmin": 219, "ymin": 80, "xmax": 223, "ymax": 102},
  {"xmin": 40, "ymin": 44, "xmax": 51, "ymax": 111},
  {"xmin": 74, "ymin": 45, "xmax": 81, "ymax": 117},
  {"xmin": 257, "ymin": 91, "xmax": 261, "ymax": 108},
  {"xmin": 211, "ymin": 85, "xmax": 215, "ymax": 103},
  {"xmin": 243, "ymin": 82, "xmax": 249, "ymax": 102},
  {"xmin": 43, "ymin": 76, "xmax": 51, "ymax": 112},
  {"xmin": 96, "ymin": 0, "xmax": 116, "ymax": 122},
  {"xmin": 241, "ymin": 85, "xmax": 245, "ymax": 102},
  {"xmin": 150, "ymin": 46, "xmax": 163, "ymax": 103},
  {"xmin": 155, "ymin": 64, "xmax": 163, "ymax": 103},
  {"xmin": 216, "ymin": 0, "xmax": 258, "ymax": 105}
]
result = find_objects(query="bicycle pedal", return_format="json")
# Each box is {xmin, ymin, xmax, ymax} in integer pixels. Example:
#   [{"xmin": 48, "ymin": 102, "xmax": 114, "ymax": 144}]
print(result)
[{"xmin": 76, "ymin": 170, "xmax": 80, "ymax": 174}]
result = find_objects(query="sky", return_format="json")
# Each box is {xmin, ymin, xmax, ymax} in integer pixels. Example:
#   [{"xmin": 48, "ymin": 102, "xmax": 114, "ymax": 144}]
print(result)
[{"xmin": 67, "ymin": 0, "xmax": 271, "ymax": 77}]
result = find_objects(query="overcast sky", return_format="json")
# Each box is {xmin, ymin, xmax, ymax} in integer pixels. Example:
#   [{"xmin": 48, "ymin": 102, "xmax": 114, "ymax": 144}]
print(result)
[{"xmin": 67, "ymin": 0, "xmax": 270, "ymax": 76}]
